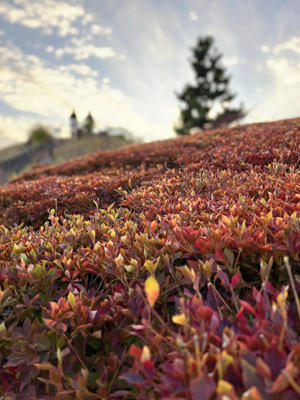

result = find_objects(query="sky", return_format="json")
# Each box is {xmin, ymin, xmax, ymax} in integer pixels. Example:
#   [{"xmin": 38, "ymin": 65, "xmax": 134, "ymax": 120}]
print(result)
[{"xmin": 0, "ymin": 0, "xmax": 300, "ymax": 148}]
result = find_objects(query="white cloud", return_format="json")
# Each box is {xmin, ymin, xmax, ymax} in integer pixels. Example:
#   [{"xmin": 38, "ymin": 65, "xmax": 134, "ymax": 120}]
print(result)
[
  {"xmin": 0, "ymin": 0, "xmax": 87, "ymax": 37},
  {"xmin": 222, "ymin": 55, "xmax": 239, "ymax": 67},
  {"xmin": 54, "ymin": 36, "xmax": 116, "ymax": 61},
  {"xmin": 55, "ymin": 44, "xmax": 116, "ymax": 60},
  {"xmin": 261, "ymin": 37, "xmax": 300, "ymax": 56},
  {"xmin": 273, "ymin": 36, "xmax": 300, "ymax": 55},
  {"xmin": 0, "ymin": 114, "xmax": 37, "ymax": 144},
  {"xmin": 251, "ymin": 55, "xmax": 300, "ymax": 121},
  {"xmin": 90, "ymin": 24, "xmax": 112, "ymax": 36},
  {"xmin": 266, "ymin": 57, "xmax": 300, "ymax": 86},
  {"xmin": 82, "ymin": 14, "xmax": 93, "ymax": 26},
  {"xmin": 0, "ymin": 1, "xmax": 113, "ymax": 40},
  {"xmin": 248, "ymin": 36, "xmax": 300, "ymax": 122},
  {"xmin": 260, "ymin": 45, "xmax": 270, "ymax": 53},
  {"xmin": 0, "ymin": 42, "xmax": 169, "ymax": 143},
  {"xmin": 59, "ymin": 64, "xmax": 98, "ymax": 77},
  {"xmin": 189, "ymin": 11, "xmax": 198, "ymax": 21}
]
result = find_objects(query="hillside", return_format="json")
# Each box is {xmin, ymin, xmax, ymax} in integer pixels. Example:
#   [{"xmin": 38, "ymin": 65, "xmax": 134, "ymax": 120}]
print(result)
[
  {"xmin": 0, "ymin": 133, "xmax": 135, "ymax": 185},
  {"xmin": 0, "ymin": 118, "xmax": 299, "ymax": 399}
]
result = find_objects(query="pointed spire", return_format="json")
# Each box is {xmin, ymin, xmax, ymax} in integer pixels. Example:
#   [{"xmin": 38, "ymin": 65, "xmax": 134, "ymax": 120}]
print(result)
[{"xmin": 70, "ymin": 109, "xmax": 77, "ymax": 119}]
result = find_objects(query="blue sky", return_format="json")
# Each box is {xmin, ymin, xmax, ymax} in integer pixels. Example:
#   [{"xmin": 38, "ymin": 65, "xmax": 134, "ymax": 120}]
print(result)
[{"xmin": 0, "ymin": 0, "xmax": 299, "ymax": 148}]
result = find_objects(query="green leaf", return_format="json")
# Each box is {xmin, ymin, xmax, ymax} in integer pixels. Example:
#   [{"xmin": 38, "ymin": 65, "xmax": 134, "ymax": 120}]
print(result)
[
  {"xmin": 20, "ymin": 253, "xmax": 29, "ymax": 264},
  {"xmin": 224, "ymin": 248, "xmax": 234, "ymax": 266}
]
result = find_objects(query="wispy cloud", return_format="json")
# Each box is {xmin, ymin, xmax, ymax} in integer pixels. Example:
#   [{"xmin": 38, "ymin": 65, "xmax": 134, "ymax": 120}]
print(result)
[
  {"xmin": 0, "ymin": 0, "xmax": 87, "ymax": 36},
  {"xmin": 260, "ymin": 45, "xmax": 270, "ymax": 53},
  {"xmin": 90, "ymin": 24, "xmax": 112, "ymax": 36},
  {"xmin": 261, "ymin": 37, "xmax": 300, "ymax": 55},
  {"xmin": 222, "ymin": 55, "xmax": 240, "ymax": 67},
  {"xmin": 0, "ymin": 41, "xmax": 169, "ymax": 143},
  {"xmin": 251, "ymin": 36, "xmax": 300, "ymax": 121},
  {"xmin": 0, "ymin": 0, "xmax": 113, "ymax": 41},
  {"xmin": 273, "ymin": 36, "xmax": 300, "ymax": 55},
  {"xmin": 189, "ymin": 11, "xmax": 198, "ymax": 21},
  {"xmin": 55, "ymin": 44, "xmax": 116, "ymax": 60},
  {"xmin": 0, "ymin": 114, "xmax": 39, "ymax": 143},
  {"xmin": 0, "ymin": 0, "xmax": 299, "ymax": 147}
]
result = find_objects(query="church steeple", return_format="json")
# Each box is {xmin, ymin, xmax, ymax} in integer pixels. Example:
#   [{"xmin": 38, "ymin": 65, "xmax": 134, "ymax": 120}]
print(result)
[
  {"xmin": 70, "ymin": 110, "xmax": 76, "ymax": 119},
  {"xmin": 70, "ymin": 109, "xmax": 78, "ymax": 139}
]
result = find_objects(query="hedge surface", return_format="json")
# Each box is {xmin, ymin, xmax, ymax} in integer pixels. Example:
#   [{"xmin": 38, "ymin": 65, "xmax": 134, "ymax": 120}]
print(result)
[{"xmin": 0, "ymin": 118, "xmax": 299, "ymax": 399}]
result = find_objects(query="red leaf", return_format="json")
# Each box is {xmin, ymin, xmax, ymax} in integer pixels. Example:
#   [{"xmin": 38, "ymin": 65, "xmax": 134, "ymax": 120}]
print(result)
[
  {"xmin": 197, "ymin": 305, "xmax": 213, "ymax": 321},
  {"xmin": 215, "ymin": 249, "xmax": 225, "ymax": 262},
  {"xmin": 189, "ymin": 374, "xmax": 216, "ymax": 400},
  {"xmin": 240, "ymin": 300, "xmax": 257, "ymax": 316},
  {"xmin": 231, "ymin": 272, "xmax": 241, "ymax": 287},
  {"xmin": 142, "ymin": 360, "xmax": 155, "ymax": 380}
]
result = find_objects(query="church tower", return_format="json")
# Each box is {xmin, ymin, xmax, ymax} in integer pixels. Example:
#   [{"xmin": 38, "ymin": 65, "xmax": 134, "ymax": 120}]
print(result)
[{"xmin": 70, "ymin": 110, "xmax": 78, "ymax": 139}]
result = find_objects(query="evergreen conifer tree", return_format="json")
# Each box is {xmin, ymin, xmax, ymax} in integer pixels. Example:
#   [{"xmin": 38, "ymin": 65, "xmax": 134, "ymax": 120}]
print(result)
[{"xmin": 175, "ymin": 36, "xmax": 244, "ymax": 135}]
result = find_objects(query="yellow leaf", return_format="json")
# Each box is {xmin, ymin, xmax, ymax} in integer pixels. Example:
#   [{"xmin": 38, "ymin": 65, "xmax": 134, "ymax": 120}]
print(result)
[
  {"xmin": 172, "ymin": 313, "xmax": 188, "ymax": 326},
  {"xmin": 241, "ymin": 386, "xmax": 263, "ymax": 400},
  {"xmin": 217, "ymin": 379, "xmax": 235, "ymax": 395},
  {"xmin": 221, "ymin": 350, "xmax": 234, "ymax": 370},
  {"xmin": 221, "ymin": 215, "xmax": 231, "ymax": 227},
  {"xmin": 89, "ymin": 230, "xmax": 96, "ymax": 242},
  {"xmin": 276, "ymin": 286, "xmax": 288, "ymax": 306},
  {"xmin": 67, "ymin": 292, "xmax": 76, "ymax": 309},
  {"xmin": 0, "ymin": 321, "xmax": 6, "ymax": 339},
  {"xmin": 140, "ymin": 345, "xmax": 151, "ymax": 363},
  {"xmin": 144, "ymin": 258, "xmax": 160, "ymax": 274},
  {"xmin": 176, "ymin": 265, "xmax": 196, "ymax": 283},
  {"xmin": 115, "ymin": 253, "xmax": 124, "ymax": 268},
  {"xmin": 145, "ymin": 276, "xmax": 160, "ymax": 307},
  {"xmin": 144, "ymin": 260, "xmax": 155, "ymax": 274}
]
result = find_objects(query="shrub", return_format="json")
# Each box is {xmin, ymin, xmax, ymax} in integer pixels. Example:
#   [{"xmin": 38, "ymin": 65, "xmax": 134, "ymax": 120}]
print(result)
[
  {"xmin": 28, "ymin": 126, "xmax": 53, "ymax": 146},
  {"xmin": 0, "ymin": 118, "xmax": 299, "ymax": 398}
]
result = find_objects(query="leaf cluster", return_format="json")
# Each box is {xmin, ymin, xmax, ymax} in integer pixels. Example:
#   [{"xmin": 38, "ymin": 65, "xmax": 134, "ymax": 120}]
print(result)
[{"xmin": 0, "ymin": 118, "xmax": 299, "ymax": 398}]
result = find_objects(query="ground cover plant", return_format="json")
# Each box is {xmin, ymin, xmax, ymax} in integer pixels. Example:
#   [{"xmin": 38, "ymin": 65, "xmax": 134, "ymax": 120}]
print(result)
[{"xmin": 0, "ymin": 118, "xmax": 299, "ymax": 399}]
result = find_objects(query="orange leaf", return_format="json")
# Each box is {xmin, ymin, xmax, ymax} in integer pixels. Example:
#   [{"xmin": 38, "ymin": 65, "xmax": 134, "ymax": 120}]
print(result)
[
  {"xmin": 145, "ymin": 276, "xmax": 160, "ymax": 307},
  {"xmin": 150, "ymin": 221, "xmax": 157, "ymax": 230},
  {"xmin": 128, "ymin": 344, "xmax": 142, "ymax": 361}
]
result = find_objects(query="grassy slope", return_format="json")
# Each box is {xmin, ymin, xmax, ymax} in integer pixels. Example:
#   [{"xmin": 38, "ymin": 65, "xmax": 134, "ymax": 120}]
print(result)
[
  {"xmin": 0, "ymin": 118, "xmax": 299, "ymax": 399},
  {"xmin": 53, "ymin": 135, "xmax": 135, "ymax": 163},
  {"xmin": 0, "ymin": 134, "xmax": 134, "ymax": 184}
]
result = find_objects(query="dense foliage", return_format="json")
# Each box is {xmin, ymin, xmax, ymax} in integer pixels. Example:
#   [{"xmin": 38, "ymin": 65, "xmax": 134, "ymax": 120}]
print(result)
[
  {"xmin": 175, "ymin": 36, "xmax": 244, "ymax": 135},
  {"xmin": 28, "ymin": 126, "xmax": 54, "ymax": 146},
  {"xmin": 0, "ymin": 118, "xmax": 299, "ymax": 399}
]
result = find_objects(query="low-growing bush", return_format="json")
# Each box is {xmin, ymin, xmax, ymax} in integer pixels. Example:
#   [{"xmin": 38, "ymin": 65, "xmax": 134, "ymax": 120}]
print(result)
[{"xmin": 0, "ymin": 118, "xmax": 299, "ymax": 399}]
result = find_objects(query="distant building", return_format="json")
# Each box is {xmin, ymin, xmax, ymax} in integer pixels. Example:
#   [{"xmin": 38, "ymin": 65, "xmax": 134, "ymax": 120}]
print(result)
[
  {"xmin": 70, "ymin": 110, "xmax": 95, "ymax": 139},
  {"xmin": 70, "ymin": 110, "xmax": 78, "ymax": 139},
  {"xmin": 106, "ymin": 127, "xmax": 134, "ymax": 141},
  {"xmin": 69, "ymin": 110, "xmax": 138, "ymax": 142}
]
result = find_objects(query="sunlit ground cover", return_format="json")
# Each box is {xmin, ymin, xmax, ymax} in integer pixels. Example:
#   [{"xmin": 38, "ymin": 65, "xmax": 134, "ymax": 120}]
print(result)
[{"xmin": 0, "ymin": 118, "xmax": 299, "ymax": 399}]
